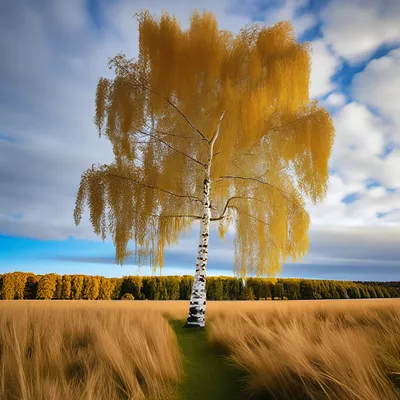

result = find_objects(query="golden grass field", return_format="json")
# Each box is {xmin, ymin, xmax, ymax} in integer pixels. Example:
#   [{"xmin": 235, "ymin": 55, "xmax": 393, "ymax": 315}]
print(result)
[
  {"xmin": 1, "ymin": 299, "xmax": 399, "ymax": 400},
  {"xmin": 0, "ymin": 303, "xmax": 182, "ymax": 400},
  {"xmin": 208, "ymin": 300, "xmax": 400, "ymax": 400}
]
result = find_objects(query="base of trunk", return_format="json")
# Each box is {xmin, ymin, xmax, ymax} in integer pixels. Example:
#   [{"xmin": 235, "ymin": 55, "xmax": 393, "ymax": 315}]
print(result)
[
  {"xmin": 183, "ymin": 322, "xmax": 205, "ymax": 329},
  {"xmin": 186, "ymin": 301, "xmax": 206, "ymax": 328}
]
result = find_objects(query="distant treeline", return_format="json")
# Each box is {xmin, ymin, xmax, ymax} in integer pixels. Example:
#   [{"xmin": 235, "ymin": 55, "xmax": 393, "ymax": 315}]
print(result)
[{"xmin": 0, "ymin": 272, "xmax": 399, "ymax": 301}]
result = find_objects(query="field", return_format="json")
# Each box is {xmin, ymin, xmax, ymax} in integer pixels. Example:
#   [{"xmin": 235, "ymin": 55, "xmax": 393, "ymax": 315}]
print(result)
[{"xmin": 0, "ymin": 299, "xmax": 399, "ymax": 399}]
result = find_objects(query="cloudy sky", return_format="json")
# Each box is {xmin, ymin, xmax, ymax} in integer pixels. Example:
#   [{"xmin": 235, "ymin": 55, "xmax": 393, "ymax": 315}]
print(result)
[{"xmin": 1, "ymin": 0, "xmax": 399, "ymax": 281}]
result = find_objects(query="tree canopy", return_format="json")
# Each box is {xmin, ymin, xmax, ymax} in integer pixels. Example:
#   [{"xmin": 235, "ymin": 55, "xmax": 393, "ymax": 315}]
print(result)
[{"xmin": 74, "ymin": 10, "xmax": 334, "ymax": 277}]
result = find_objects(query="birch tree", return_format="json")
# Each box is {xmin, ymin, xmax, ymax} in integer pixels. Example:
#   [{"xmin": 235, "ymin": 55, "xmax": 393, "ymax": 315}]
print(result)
[{"xmin": 74, "ymin": 11, "xmax": 334, "ymax": 327}]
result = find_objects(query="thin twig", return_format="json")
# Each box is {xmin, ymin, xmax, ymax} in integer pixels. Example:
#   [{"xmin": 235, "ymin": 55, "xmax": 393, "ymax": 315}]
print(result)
[
  {"xmin": 214, "ymin": 175, "xmax": 290, "ymax": 197},
  {"xmin": 106, "ymin": 172, "xmax": 203, "ymax": 203},
  {"xmin": 136, "ymin": 129, "xmax": 205, "ymax": 167}
]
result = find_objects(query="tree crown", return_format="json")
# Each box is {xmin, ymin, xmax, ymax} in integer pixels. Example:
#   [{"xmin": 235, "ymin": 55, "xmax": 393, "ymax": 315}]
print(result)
[{"xmin": 74, "ymin": 10, "xmax": 334, "ymax": 276}]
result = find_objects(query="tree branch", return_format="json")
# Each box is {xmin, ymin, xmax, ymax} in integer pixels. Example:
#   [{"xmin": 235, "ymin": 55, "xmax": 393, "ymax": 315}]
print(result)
[
  {"xmin": 223, "ymin": 206, "xmax": 277, "ymax": 248},
  {"xmin": 250, "ymin": 113, "xmax": 313, "ymax": 150},
  {"xmin": 268, "ymin": 114, "xmax": 312, "ymax": 132},
  {"xmin": 214, "ymin": 175, "xmax": 290, "ymax": 197},
  {"xmin": 147, "ymin": 213, "xmax": 202, "ymax": 220},
  {"xmin": 211, "ymin": 111, "xmax": 226, "ymax": 143},
  {"xmin": 136, "ymin": 129, "xmax": 206, "ymax": 167},
  {"xmin": 106, "ymin": 172, "xmax": 203, "ymax": 203},
  {"xmin": 112, "ymin": 61, "xmax": 210, "ymax": 143},
  {"xmin": 212, "ymin": 196, "xmax": 275, "ymax": 221},
  {"xmin": 212, "ymin": 151, "xmax": 223, "ymax": 159},
  {"xmin": 142, "ymin": 120, "xmax": 204, "ymax": 141},
  {"xmin": 165, "ymin": 98, "xmax": 210, "ymax": 143}
]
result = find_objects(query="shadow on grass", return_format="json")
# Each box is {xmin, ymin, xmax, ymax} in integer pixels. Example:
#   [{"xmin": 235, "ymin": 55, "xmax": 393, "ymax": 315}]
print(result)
[{"xmin": 170, "ymin": 320, "xmax": 249, "ymax": 400}]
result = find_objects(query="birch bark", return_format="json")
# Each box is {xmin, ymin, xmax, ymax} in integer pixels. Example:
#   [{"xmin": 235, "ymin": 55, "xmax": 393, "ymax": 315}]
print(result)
[
  {"xmin": 185, "ymin": 112, "xmax": 224, "ymax": 328},
  {"xmin": 185, "ymin": 176, "xmax": 211, "ymax": 327}
]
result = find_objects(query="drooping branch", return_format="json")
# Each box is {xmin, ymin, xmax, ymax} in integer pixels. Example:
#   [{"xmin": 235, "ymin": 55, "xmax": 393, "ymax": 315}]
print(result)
[
  {"xmin": 165, "ymin": 97, "xmax": 210, "ymax": 143},
  {"xmin": 249, "ymin": 113, "xmax": 317, "ymax": 151},
  {"xmin": 110, "ymin": 59, "xmax": 210, "ymax": 143},
  {"xmin": 135, "ymin": 129, "xmax": 206, "ymax": 167},
  {"xmin": 222, "ymin": 205, "xmax": 278, "ymax": 249},
  {"xmin": 211, "ymin": 196, "xmax": 275, "ymax": 221},
  {"xmin": 268, "ymin": 114, "xmax": 312, "ymax": 132},
  {"xmin": 147, "ymin": 214, "xmax": 202, "ymax": 220},
  {"xmin": 142, "ymin": 120, "xmax": 204, "ymax": 141},
  {"xmin": 214, "ymin": 175, "xmax": 290, "ymax": 197},
  {"xmin": 106, "ymin": 172, "xmax": 203, "ymax": 203}
]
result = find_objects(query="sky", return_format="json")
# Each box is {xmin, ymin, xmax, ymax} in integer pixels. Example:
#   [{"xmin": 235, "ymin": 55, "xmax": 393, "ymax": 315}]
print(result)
[{"xmin": 0, "ymin": 0, "xmax": 400, "ymax": 281}]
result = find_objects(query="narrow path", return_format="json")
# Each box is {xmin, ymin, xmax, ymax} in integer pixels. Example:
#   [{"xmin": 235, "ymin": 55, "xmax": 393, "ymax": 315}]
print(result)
[{"xmin": 170, "ymin": 320, "xmax": 248, "ymax": 400}]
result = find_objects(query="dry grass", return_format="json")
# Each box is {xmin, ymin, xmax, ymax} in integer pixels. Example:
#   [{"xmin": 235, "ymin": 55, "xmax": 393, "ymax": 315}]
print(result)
[
  {"xmin": 208, "ymin": 299, "xmax": 400, "ymax": 400},
  {"xmin": 1, "ymin": 299, "xmax": 399, "ymax": 400},
  {"xmin": 0, "ymin": 304, "xmax": 182, "ymax": 400}
]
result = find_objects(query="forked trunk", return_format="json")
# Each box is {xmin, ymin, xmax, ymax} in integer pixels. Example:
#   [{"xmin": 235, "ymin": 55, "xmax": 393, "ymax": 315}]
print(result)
[
  {"xmin": 185, "ymin": 111, "xmax": 224, "ymax": 328},
  {"xmin": 185, "ymin": 177, "xmax": 211, "ymax": 327}
]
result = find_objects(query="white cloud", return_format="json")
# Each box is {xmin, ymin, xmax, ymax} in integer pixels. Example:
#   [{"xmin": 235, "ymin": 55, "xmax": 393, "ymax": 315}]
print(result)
[
  {"xmin": 332, "ymin": 102, "xmax": 387, "ymax": 161},
  {"xmin": 309, "ymin": 40, "xmax": 340, "ymax": 98},
  {"xmin": 263, "ymin": 0, "xmax": 316, "ymax": 37},
  {"xmin": 352, "ymin": 49, "xmax": 400, "ymax": 141},
  {"xmin": 320, "ymin": 0, "xmax": 400, "ymax": 63},
  {"xmin": 324, "ymin": 92, "xmax": 346, "ymax": 107},
  {"xmin": 226, "ymin": 0, "xmax": 316, "ymax": 37}
]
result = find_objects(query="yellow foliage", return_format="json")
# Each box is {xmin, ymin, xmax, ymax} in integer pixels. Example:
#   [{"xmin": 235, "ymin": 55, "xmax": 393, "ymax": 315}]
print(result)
[{"xmin": 74, "ymin": 10, "xmax": 334, "ymax": 277}]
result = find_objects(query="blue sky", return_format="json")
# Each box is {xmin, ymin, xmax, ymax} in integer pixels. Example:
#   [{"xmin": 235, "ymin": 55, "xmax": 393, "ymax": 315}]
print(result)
[{"xmin": 1, "ymin": 0, "xmax": 400, "ymax": 281}]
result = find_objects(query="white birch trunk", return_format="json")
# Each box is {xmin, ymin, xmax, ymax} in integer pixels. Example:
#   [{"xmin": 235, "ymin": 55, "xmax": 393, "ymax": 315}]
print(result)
[
  {"xmin": 185, "ymin": 112, "xmax": 224, "ymax": 328},
  {"xmin": 185, "ymin": 176, "xmax": 211, "ymax": 327}
]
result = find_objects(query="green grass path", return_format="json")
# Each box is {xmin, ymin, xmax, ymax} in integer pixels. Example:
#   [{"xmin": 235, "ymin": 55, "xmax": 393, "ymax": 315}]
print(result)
[{"xmin": 170, "ymin": 320, "xmax": 249, "ymax": 400}]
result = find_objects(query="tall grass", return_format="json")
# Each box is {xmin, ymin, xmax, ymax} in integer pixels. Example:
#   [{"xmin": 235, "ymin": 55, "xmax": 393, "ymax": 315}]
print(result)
[
  {"xmin": 0, "ymin": 305, "xmax": 182, "ymax": 400},
  {"xmin": 209, "ymin": 301, "xmax": 400, "ymax": 400}
]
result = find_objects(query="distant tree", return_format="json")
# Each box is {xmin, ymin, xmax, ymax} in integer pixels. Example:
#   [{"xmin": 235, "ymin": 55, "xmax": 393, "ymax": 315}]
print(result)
[
  {"xmin": 121, "ymin": 293, "xmax": 135, "ymax": 300},
  {"xmin": 336, "ymin": 284, "xmax": 349, "ymax": 299},
  {"xmin": 24, "ymin": 275, "xmax": 40, "ymax": 299},
  {"xmin": 374, "ymin": 285, "xmax": 384, "ymax": 298},
  {"xmin": 239, "ymin": 279, "xmax": 250, "ymax": 300},
  {"xmin": 1, "ymin": 273, "xmax": 15, "ymax": 300},
  {"xmin": 111, "ymin": 278, "xmax": 123, "ymax": 300},
  {"xmin": 37, "ymin": 274, "xmax": 57, "ymax": 300},
  {"xmin": 179, "ymin": 276, "xmax": 193, "ymax": 300},
  {"xmin": 1, "ymin": 271, "xmax": 399, "ymax": 301},
  {"xmin": 156, "ymin": 277, "xmax": 169, "ymax": 300},
  {"xmin": 207, "ymin": 277, "xmax": 224, "ymax": 300},
  {"xmin": 165, "ymin": 276, "xmax": 180, "ymax": 300},
  {"xmin": 73, "ymin": 11, "xmax": 334, "ymax": 326},
  {"xmin": 121, "ymin": 276, "xmax": 143, "ymax": 299},
  {"xmin": 226, "ymin": 279, "xmax": 241, "ymax": 300},
  {"xmin": 312, "ymin": 281, "xmax": 323, "ymax": 299},
  {"xmin": 82, "ymin": 276, "xmax": 91, "ymax": 299},
  {"xmin": 300, "ymin": 280, "xmax": 313, "ymax": 300},
  {"xmin": 82, "ymin": 276, "xmax": 100, "ymax": 300},
  {"xmin": 319, "ymin": 281, "xmax": 331, "ymax": 299},
  {"xmin": 274, "ymin": 282, "xmax": 284, "ymax": 299},
  {"xmin": 285, "ymin": 279, "xmax": 301, "ymax": 300},
  {"xmin": 71, "ymin": 275, "xmax": 84, "ymax": 300},
  {"xmin": 61, "ymin": 275, "xmax": 72, "ymax": 300},
  {"xmin": 99, "ymin": 277, "xmax": 115, "ymax": 300},
  {"xmin": 54, "ymin": 275, "xmax": 63, "ymax": 299},
  {"xmin": 348, "ymin": 285, "xmax": 361, "ymax": 299},
  {"xmin": 361, "ymin": 287, "xmax": 371, "ymax": 299},
  {"xmin": 142, "ymin": 277, "xmax": 157, "ymax": 300},
  {"xmin": 368, "ymin": 286, "xmax": 377, "ymax": 298},
  {"xmin": 13, "ymin": 272, "xmax": 28, "ymax": 299}
]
